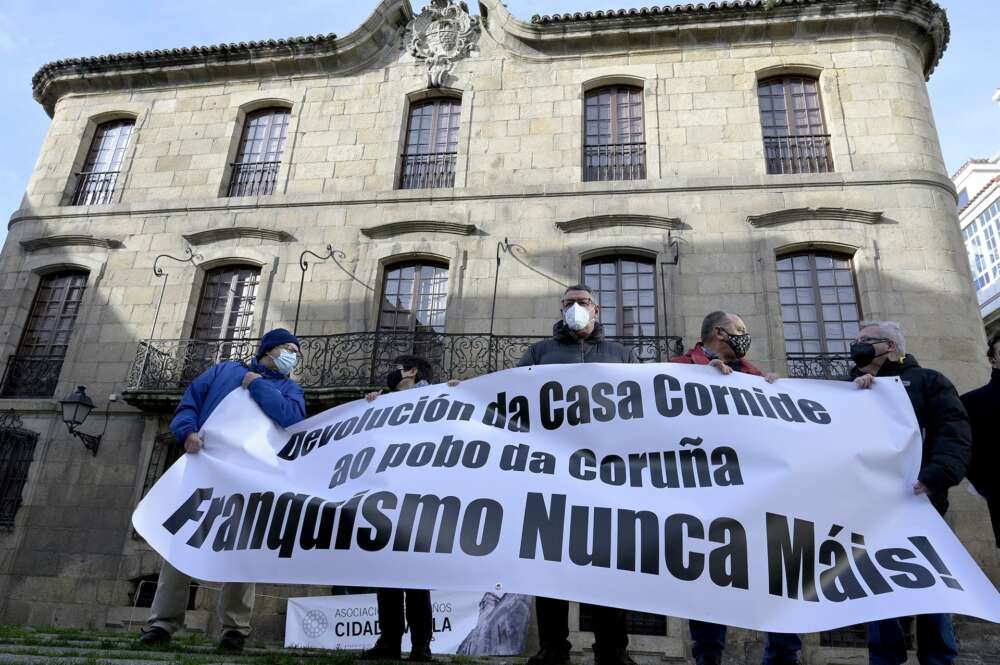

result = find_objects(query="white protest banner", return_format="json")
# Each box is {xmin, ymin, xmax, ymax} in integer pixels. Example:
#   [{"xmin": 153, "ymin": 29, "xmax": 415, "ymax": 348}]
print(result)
[
  {"xmin": 285, "ymin": 591, "xmax": 531, "ymax": 655},
  {"xmin": 133, "ymin": 363, "xmax": 1000, "ymax": 633}
]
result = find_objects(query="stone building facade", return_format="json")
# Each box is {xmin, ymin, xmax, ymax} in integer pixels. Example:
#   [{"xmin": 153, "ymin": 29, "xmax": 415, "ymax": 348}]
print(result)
[
  {"xmin": 0, "ymin": 0, "xmax": 996, "ymax": 661},
  {"xmin": 953, "ymin": 155, "xmax": 1000, "ymax": 337}
]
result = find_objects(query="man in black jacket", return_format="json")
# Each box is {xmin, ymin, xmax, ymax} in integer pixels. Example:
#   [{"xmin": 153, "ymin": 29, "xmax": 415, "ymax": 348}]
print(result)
[
  {"xmin": 517, "ymin": 284, "xmax": 635, "ymax": 665},
  {"xmin": 850, "ymin": 321, "xmax": 971, "ymax": 665},
  {"xmin": 960, "ymin": 330, "xmax": 1000, "ymax": 548}
]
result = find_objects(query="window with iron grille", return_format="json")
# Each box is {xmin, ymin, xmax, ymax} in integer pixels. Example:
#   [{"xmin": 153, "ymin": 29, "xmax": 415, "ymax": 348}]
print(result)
[
  {"xmin": 0, "ymin": 410, "xmax": 39, "ymax": 529},
  {"xmin": 140, "ymin": 432, "xmax": 184, "ymax": 501},
  {"xmin": 399, "ymin": 98, "xmax": 461, "ymax": 190},
  {"xmin": 778, "ymin": 253, "xmax": 860, "ymax": 379},
  {"xmin": 72, "ymin": 119, "xmax": 134, "ymax": 205},
  {"xmin": 187, "ymin": 266, "xmax": 261, "ymax": 377},
  {"xmin": 227, "ymin": 108, "xmax": 289, "ymax": 197},
  {"xmin": 582, "ymin": 257, "xmax": 656, "ymax": 337},
  {"xmin": 579, "ymin": 606, "xmax": 666, "ymax": 636},
  {"xmin": 584, "ymin": 86, "xmax": 645, "ymax": 182},
  {"xmin": 1, "ymin": 271, "xmax": 88, "ymax": 398},
  {"xmin": 758, "ymin": 77, "xmax": 832, "ymax": 175}
]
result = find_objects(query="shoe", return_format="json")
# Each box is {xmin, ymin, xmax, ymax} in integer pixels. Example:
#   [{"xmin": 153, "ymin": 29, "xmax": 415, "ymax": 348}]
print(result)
[
  {"xmin": 594, "ymin": 648, "xmax": 637, "ymax": 665},
  {"xmin": 361, "ymin": 641, "xmax": 402, "ymax": 661},
  {"xmin": 527, "ymin": 647, "xmax": 572, "ymax": 665},
  {"xmin": 134, "ymin": 627, "xmax": 171, "ymax": 648},
  {"xmin": 216, "ymin": 631, "xmax": 246, "ymax": 652},
  {"xmin": 408, "ymin": 644, "xmax": 434, "ymax": 662}
]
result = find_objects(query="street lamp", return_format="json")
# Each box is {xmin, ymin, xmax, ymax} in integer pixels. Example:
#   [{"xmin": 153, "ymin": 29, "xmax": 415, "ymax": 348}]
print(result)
[{"xmin": 59, "ymin": 385, "xmax": 107, "ymax": 456}]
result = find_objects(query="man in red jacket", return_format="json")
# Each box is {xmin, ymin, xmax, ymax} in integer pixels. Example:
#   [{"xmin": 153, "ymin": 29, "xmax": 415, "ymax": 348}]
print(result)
[{"xmin": 671, "ymin": 311, "xmax": 799, "ymax": 665}]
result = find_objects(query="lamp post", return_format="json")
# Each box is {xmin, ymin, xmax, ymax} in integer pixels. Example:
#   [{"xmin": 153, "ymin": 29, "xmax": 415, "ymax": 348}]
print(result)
[
  {"xmin": 136, "ymin": 248, "xmax": 201, "ymax": 388},
  {"xmin": 59, "ymin": 385, "xmax": 109, "ymax": 456},
  {"xmin": 293, "ymin": 245, "xmax": 373, "ymax": 334}
]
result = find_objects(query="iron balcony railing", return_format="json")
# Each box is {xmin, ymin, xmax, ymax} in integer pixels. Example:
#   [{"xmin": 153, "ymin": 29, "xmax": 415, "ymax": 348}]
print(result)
[
  {"xmin": 125, "ymin": 332, "xmax": 685, "ymax": 393},
  {"xmin": 785, "ymin": 352, "xmax": 852, "ymax": 380},
  {"xmin": 0, "ymin": 355, "xmax": 65, "ymax": 398},
  {"xmin": 763, "ymin": 134, "xmax": 833, "ymax": 175},
  {"xmin": 72, "ymin": 170, "xmax": 120, "ymax": 206},
  {"xmin": 227, "ymin": 160, "xmax": 281, "ymax": 197},
  {"xmin": 583, "ymin": 142, "xmax": 646, "ymax": 182},
  {"xmin": 399, "ymin": 152, "xmax": 457, "ymax": 190}
]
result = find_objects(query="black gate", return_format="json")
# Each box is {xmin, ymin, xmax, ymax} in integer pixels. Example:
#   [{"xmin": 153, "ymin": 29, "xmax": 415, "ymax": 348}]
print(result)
[{"xmin": 0, "ymin": 410, "xmax": 39, "ymax": 529}]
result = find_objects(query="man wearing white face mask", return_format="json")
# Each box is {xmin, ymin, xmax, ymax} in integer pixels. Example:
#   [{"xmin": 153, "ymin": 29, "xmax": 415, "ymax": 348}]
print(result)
[
  {"xmin": 517, "ymin": 285, "xmax": 635, "ymax": 665},
  {"xmin": 136, "ymin": 328, "xmax": 305, "ymax": 652}
]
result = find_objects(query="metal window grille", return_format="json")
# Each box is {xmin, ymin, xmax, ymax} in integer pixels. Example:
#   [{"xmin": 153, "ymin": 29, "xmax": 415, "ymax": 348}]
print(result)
[
  {"xmin": 140, "ymin": 432, "xmax": 184, "ymax": 500},
  {"xmin": 584, "ymin": 86, "xmax": 646, "ymax": 181},
  {"xmin": 399, "ymin": 98, "xmax": 460, "ymax": 189},
  {"xmin": 778, "ymin": 253, "xmax": 860, "ymax": 379},
  {"xmin": 72, "ymin": 119, "xmax": 133, "ymax": 205},
  {"xmin": 758, "ymin": 77, "xmax": 832, "ymax": 174},
  {"xmin": 579, "ymin": 606, "xmax": 666, "ymax": 637},
  {"xmin": 1, "ymin": 271, "xmax": 88, "ymax": 397},
  {"xmin": 227, "ymin": 108, "xmax": 289, "ymax": 197},
  {"xmin": 0, "ymin": 410, "xmax": 39, "ymax": 529}
]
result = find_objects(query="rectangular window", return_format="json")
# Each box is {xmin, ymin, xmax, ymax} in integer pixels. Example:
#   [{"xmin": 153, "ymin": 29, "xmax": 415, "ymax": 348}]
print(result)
[
  {"xmin": 73, "ymin": 119, "xmax": 134, "ymax": 205},
  {"xmin": 584, "ymin": 86, "xmax": 646, "ymax": 182},
  {"xmin": 758, "ymin": 77, "xmax": 832, "ymax": 175},
  {"xmin": 186, "ymin": 266, "xmax": 261, "ymax": 377},
  {"xmin": 0, "ymin": 411, "xmax": 39, "ymax": 529},
  {"xmin": 1, "ymin": 271, "xmax": 88, "ymax": 398},
  {"xmin": 399, "ymin": 99, "xmax": 461, "ymax": 190},
  {"xmin": 227, "ymin": 108, "xmax": 289, "ymax": 197},
  {"xmin": 778, "ymin": 254, "xmax": 859, "ymax": 379}
]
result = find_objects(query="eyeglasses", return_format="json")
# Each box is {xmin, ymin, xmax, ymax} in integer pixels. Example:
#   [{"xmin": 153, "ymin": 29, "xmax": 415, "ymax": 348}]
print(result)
[
  {"xmin": 857, "ymin": 336, "xmax": 891, "ymax": 345},
  {"xmin": 562, "ymin": 298, "xmax": 594, "ymax": 308}
]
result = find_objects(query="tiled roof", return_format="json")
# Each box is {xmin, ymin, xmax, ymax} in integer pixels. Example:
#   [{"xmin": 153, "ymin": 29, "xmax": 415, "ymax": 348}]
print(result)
[
  {"xmin": 31, "ymin": 32, "xmax": 337, "ymax": 100},
  {"xmin": 952, "ymin": 158, "xmax": 994, "ymax": 182},
  {"xmin": 530, "ymin": 0, "xmax": 942, "ymax": 23}
]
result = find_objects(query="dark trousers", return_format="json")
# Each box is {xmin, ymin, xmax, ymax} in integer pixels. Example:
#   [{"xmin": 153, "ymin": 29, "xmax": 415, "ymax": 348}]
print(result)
[
  {"xmin": 376, "ymin": 588, "xmax": 433, "ymax": 649},
  {"xmin": 689, "ymin": 621, "xmax": 801, "ymax": 664},
  {"xmin": 868, "ymin": 615, "xmax": 957, "ymax": 665},
  {"xmin": 536, "ymin": 597, "xmax": 628, "ymax": 654}
]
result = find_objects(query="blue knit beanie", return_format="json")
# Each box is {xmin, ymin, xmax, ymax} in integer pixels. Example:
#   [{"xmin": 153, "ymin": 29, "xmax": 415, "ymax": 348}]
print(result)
[{"xmin": 257, "ymin": 328, "xmax": 301, "ymax": 359}]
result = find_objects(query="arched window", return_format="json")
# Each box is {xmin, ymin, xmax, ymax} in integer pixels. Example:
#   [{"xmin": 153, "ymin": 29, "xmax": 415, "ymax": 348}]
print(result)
[
  {"xmin": 188, "ymin": 265, "xmax": 261, "ymax": 371},
  {"xmin": 73, "ymin": 119, "xmax": 134, "ymax": 205},
  {"xmin": 583, "ymin": 86, "xmax": 645, "ymax": 182},
  {"xmin": 378, "ymin": 262, "xmax": 449, "ymax": 334},
  {"xmin": 227, "ymin": 108, "xmax": 290, "ymax": 197},
  {"xmin": 758, "ymin": 76, "xmax": 832, "ymax": 174},
  {"xmin": 582, "ymin": 256, "xmax": 656, "ymax": 337},
  {"xmin": 778, "ymin": 253, "xmax": 860, "ymax": 378},
  {"xmin": 2, "ymin": 270, "xmax": 89, "ymax": 397},
  {"xmin": 399, "ymin": 98, "xmax": 461, "ymax": 189}
]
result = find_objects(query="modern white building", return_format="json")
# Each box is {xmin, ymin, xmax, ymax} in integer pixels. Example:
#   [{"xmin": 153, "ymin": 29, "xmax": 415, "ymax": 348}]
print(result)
[{"xmin": 954, "ymin": 154, "xmax": 1000, "ymax": 336}]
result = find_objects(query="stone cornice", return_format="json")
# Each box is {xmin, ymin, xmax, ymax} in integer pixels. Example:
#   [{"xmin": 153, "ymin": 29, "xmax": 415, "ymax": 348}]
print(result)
[
  {"xmin": 746, "ymin": 207, "xmax": 884, "ymax": 228},
  {"xmin": 9, "ymin": 171, "xmax": 954, "ymax": 227},
  {"xmin": 360, "ymin": 220, "xmax": 479, "ymax": 238},
  {"xmin": 182, "ymin": 227, "xmax": 296, "ymax": 245},
  {"xmin": 19, "ymin": 234, "xmax": 123, "ymax": 252},
  {"xmin": 482, "ymin": 0, "xmax": 948, "ymax": 78},
  {"xmin": 32, "ymin": 0, "xmax": 413, "ymax": 116},
  {"xmin": 556, "ymin": 214, "xmax": 681, "ymax": 234}
]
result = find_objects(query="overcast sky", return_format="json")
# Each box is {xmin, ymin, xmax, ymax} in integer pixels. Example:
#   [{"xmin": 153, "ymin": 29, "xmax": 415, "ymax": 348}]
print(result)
[{"xmin": 1, "ymin": 0, "xmax": 997, "ymax": 247}]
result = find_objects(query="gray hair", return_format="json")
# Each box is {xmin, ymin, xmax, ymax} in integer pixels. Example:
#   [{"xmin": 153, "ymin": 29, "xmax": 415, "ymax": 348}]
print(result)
[
  {"xmin": 700, "ymin": 311, "xmax": 732, "ymax": 343},
  {"xmin": 860, "ymin": 320, "xmax": 906, "ymax": 354}
]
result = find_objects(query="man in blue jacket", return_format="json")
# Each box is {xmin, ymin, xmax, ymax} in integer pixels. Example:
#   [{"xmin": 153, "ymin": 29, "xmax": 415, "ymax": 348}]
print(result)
[{"xmin": 136, "ymin": 328, "xmax": 306, "ymax": 652}]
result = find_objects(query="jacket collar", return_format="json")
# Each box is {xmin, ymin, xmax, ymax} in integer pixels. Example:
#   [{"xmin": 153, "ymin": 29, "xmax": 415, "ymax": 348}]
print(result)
[
  {"xmin": 251, "ymin": 358, "xmax": 287, "ymax": 380},
  {"xmin": 991, "ymin": 367, "xmax": 1000, "ymax": 386},
  {"xmin": 553, "ymin": 320, "xmax": 606, "ymax": 344},
  {"xmin": 874, "ymin": 353, "xmax": 920, "ymax": 377}
]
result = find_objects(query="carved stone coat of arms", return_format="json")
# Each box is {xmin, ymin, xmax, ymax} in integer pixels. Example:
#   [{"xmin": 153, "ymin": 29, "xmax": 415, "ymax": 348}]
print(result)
[{"xmin": 408, "ymin": 0, "xmax": 480, "ymax": 87}]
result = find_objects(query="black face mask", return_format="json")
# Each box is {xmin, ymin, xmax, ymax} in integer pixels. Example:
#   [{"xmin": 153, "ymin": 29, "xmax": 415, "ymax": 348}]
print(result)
[
  {"xmin": 719, "ymin": 329, "xmax": 751, "ymax": 359},
  {"xmin": 850, "ymin": 342, "xmax": 889, "ymax": 368},
  {"xmin": 386, "ymin": 368, "xmax": 404, "ymax": 391}
]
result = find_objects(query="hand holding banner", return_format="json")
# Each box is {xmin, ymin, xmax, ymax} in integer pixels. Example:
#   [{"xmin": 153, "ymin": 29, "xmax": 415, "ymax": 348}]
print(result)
[{"xmin": 133, "ymin": 363, "xmax": 1000, "ymax": 632}]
